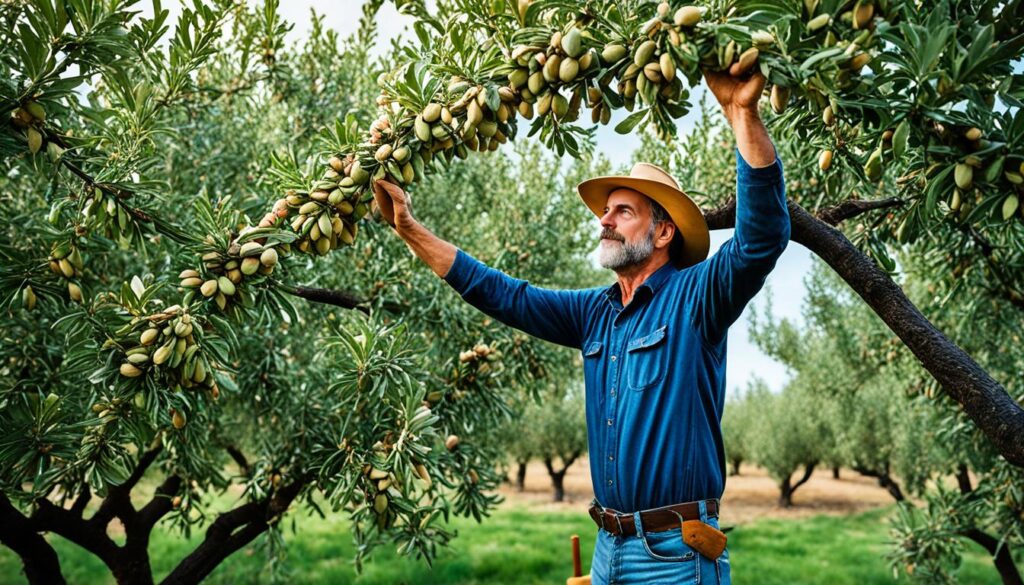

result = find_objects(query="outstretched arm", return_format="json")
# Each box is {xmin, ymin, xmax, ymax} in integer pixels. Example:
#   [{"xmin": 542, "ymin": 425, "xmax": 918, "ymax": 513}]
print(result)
[
  {"xmin": 694, "ymin": 69, "xmax": 791, "ymax": 346},
  {"xmin": 372, "ymin": 180, "xmax": 590, "ymax": 349}
]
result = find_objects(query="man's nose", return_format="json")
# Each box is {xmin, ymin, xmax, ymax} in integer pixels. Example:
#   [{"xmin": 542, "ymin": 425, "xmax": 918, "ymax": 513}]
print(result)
[{"xmin": 599, "ymin": 209, "xmax": 616, "ymax": 229}]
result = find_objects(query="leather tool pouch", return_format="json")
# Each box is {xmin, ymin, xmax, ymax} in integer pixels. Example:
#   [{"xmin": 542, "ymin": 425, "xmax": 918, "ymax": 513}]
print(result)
[{"xmin": 681, "ymin": 519, "xmax": 727, "ymax": 560}]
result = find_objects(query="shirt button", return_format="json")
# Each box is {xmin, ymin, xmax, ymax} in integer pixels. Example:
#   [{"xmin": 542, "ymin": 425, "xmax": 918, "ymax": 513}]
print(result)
[
  {"xmin": 607, "ymin": 479, "xmax": 614, "ymax": 486},
  {"xmin": 607, "ymin": 419, "xmax": 613, "ymax": 426},
  {"xmin": 610, "ymin": 355, "xmax": 617, "ymax": 362},
  {"xmin": 608, "ymin": 455, "xmax": 614, "ymax": 461},
  {"xmin": 610, "ymin": 389, "xmax": 616, "ymax": 396}
]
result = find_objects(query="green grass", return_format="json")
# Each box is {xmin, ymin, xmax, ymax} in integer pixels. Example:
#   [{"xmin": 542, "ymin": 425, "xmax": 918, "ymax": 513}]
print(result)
[{"xmin": 1, "ymin": 503, "xmax": 1019, "ymax": 584}]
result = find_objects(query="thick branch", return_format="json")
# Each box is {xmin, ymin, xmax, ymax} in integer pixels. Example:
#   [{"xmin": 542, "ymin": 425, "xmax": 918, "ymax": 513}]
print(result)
[
  {"xmin": 959, "ymin": 528, "xmax": 1024, "ymax": 585},
  {"xmin": 226, "ymin": 445, "xmax": 250, "ymax": 475},
  {"xmin": 283, "ymin": 285, "xmax": 370, "ymax": 313},
  {"xmin": 160, "ymin": 477, "xmax": 307, "ymax": 585},
  {"xmin": 32, "ymin": 498, "xmax": 120, "ymax": 569},
  {"xmin": 136, "ymin": 475, "xmax": 183, "ymax": 533},
  {"xmin": 790, "ymin": 461, "xmax": 817, "ymax": 493},
  {"xmin": 89, "ymin": 445, "xmax": 164, "ymax": 529},
  {"xmin": 817, "ymin": 197, "xmax": 905, "ymax": 225},
  {"xmin": 0, "ymin": 492, "xmax": 66, "ymax": 585},
  {"xmin": 70, "ymin": 485, "xmax": 91, "ymax": 517},
  {"xmin": 702, "ymin": 199, "xmax": 1024, "ymax": 467}
]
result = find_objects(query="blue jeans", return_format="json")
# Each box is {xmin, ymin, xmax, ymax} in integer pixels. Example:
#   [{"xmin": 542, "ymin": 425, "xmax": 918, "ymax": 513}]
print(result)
[{"xmin": 590, "ymin": 500, "xmax": 731, "ymax": 584}]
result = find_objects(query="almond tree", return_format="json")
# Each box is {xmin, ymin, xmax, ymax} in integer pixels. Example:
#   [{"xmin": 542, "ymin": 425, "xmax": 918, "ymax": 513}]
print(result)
[{"xmin": 3, "ymin": 0, "xmax": 1024, "ymax": 583}]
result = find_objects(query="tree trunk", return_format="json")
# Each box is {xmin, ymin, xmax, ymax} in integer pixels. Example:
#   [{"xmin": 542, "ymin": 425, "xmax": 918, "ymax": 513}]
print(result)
[
  {"xmin": 516, "ymin": 460, "xmax": 528, "ymax": 492},
  {"xmin": 552, "ymin": 471, "xmax": 566, "ymax": 502},
  {"xmin": 729, "ymin": 458, "xmax": 742, "ymax": 476},
  {"xmin": 0, "ymin": 492, "xmax": 66, "ymax": 585},
  {"xmin": 704, "ymin": 199, "xmax": 1024, "ymax": 468},
  {"xmin": 777, "ymin": 462, "xmax": 817, "ymax": 508},
  {"xmin": 543, "ymin": 453, "xmax": 580, "ymax": 503},
  {"xmin": 832, "ymin": 465, "xmax": 840, "ymax": 479}
]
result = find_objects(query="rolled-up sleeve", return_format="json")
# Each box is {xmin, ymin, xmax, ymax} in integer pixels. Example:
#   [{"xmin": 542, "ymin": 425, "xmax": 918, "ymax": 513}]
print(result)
[
  {"xmin": 444, "ymin": 248, "xmax": 590, "ymax": 349},
  {"xmin": 694, "ymin": 143, "xmax": 791, "ymax": 346}
]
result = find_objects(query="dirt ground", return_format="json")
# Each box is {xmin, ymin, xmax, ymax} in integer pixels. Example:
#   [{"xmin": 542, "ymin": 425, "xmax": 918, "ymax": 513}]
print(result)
[{"xmin": 497, "ymin": 457, "xmax": 932, "ymax": 527}]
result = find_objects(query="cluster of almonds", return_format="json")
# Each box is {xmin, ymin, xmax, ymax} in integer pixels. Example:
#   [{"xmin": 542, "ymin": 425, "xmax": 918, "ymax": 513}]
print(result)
[
  {"xmin": 113, "ymin": 304, "xmax": 219, "ymax": 397},
  {"xmin": 262, "ymin": 156, "xmax": 369, "ymax": 256},
  {"xmin": 47, "ymin": 241, "xmax": 84, "ymax": 303},
  {"xmin": 178, "ymin": 238, "xmax": 281, "ymax": 312}
]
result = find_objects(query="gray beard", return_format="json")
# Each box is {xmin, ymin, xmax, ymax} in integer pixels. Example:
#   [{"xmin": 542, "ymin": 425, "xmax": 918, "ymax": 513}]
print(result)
[{"xmin": 597, "ymin": 228, "xmax": 655, "ymax": 271}]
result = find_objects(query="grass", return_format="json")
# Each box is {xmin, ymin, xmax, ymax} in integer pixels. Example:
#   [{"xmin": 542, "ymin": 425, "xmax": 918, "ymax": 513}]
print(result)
[{"xmin": 1, "ymin": 502, "xmax": 1019, "ymax": 584}]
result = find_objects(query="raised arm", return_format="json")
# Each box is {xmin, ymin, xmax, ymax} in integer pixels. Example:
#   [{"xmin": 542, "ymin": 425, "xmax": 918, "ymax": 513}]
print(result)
[
  {"xmin": 694, "ymin": 70, "xmax": 791, "ymax": 346},
  {"xmin": 372, "ymin": 179, "xmax": 589, "ymax": 349}
]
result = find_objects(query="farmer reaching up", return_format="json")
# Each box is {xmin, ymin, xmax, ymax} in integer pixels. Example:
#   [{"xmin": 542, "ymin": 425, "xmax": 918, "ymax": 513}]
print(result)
[{"xmin": 372, "ymin": 66, "xmax": 788, "ymax": 585}]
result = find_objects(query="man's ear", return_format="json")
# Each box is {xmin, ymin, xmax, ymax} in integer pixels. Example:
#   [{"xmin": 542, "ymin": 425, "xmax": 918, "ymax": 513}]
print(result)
[{"xmin": 655, "ymin": 221, "xmax": 676, "ymax": 249}]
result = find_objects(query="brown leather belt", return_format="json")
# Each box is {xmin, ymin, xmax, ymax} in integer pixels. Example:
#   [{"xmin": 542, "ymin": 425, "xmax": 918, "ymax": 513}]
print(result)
[{"xmin": 588, "ymin": 499, "xmax": 719, "ymax": 537}]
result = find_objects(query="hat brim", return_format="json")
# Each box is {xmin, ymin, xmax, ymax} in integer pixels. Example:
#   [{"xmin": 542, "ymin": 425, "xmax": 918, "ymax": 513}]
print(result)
[{"xmin": 577, "ymin": 176, "xmax": 710, "ymax": 269}]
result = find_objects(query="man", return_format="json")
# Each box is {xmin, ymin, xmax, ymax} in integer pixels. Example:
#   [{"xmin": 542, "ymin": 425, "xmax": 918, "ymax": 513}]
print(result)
[{"xmin": 372, "ymin": 67, "xmax": 789, "ymax": 584}]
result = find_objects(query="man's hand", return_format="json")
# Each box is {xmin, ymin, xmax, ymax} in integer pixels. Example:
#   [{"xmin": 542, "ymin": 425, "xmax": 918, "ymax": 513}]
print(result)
[
  {"xmin": 372, "ymin": 179, "xmax": 415, "ymax": 231},
  {"xmin": 702, "ymin": 67, "xmax": 767, "ymax": 123}
]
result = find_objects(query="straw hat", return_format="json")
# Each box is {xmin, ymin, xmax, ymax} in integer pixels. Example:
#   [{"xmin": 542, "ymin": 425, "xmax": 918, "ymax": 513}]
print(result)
[{"xmin": 577, "ymin": 162, "xmax": 710, "ymax": 269}]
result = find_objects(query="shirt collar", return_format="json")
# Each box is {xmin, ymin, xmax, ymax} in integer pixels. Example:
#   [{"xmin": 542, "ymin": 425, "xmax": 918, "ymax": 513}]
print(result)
[{"xmin": 604, "ymin": 260, "xmax": 678, "ymax": 304}]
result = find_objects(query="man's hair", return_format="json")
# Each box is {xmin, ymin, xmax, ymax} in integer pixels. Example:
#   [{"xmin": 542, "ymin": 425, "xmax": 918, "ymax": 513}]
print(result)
[{"xmin": 648, "ymin": 197, "xmax": 685, "ymax": 267}]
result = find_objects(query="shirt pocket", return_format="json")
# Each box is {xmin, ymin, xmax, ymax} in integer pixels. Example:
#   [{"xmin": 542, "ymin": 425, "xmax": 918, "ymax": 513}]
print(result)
[{"xmin": 626, "ymin": 324, "xmax": 668, "ymax": 391}]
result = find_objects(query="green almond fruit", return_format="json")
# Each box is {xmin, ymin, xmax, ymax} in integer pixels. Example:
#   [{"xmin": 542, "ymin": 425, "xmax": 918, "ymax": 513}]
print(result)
[
  {"xmin": 559, "ymin": 57, "xmax": 579, "ymax": 83},
  {"xmin": 562, "ymin": 28, "xmax": 583, "ymax": 58},
  {"xmin": 864, "ymin": 147, "xmax": 883, "ymax": 181},
  {"xmin": 807, "ymin": 13, "xmax": 830, "ymax": 31},
  {"xmin": 660, "ymin": 53, "xmax": 676, "ymax": 82},
  {"xmin": 508, "ymin": 68, "xmax": 529, "ymax": 88},
  {"xmin": 27, "ymin": 128, "xmax": 43, "ymax": 154},
  {"xmin": 892, "ymin": 119, "xmax": 910, "ymax": 160},
  {"xmin": 120, "ymin": 363, "xmax": 143, "ymax": 377},
  {"xmin": 299, "ymin": 201, "xmax": 321, "ymax": 215},
  {"xmin": 217, "ymin": 276, "xmax": 235, "ymax": 296},
  {"xmin": 127, "ymin": 353, "xmax": 150, "ymax": 366},
  {"xmin": 752, "ymin": 31, "xmax": 774, "ymax": 47},
  {"xmin": 153, "ymin": 344, "xmax": 173, "ymax": 365},
  {"xmin": 180, "ymin": 277, "xmax": 203, "ymax": 288},
  {"xmin": 67, "ymin": 282, "xmax": 82, "ymax": 302},
  {"xmin": 422, "ymin": 103, "xmax": 442, "ymax": 123},
  {"xmin": 392, "ymin": 145, "xmax": 410, "ymax": 163},
  {"xmin": 260, "ymin": 248, "xmax": 279, "ymax": 267},
  {"xmin": 318, "ymin": 213, "xmax": 333, "ymax": 239},
  {"xmin": 552, "ymin": 93, "xmax": 569, "ymax": 118},
  {"xmin": 240, "ymin": 242, "xmax": 262, "ymax": 257},
  {"xmin": 674, "ymin": 6, "xmax": 701, "ymax": 27},
  {"xmin": 414, "ymin": 115, "xmax": 431, "ymax": 142},
  {"xmin": 819, "ymin": 149, "xmax": 833, "ymax": 171},
  {"xmin": 634, "ymin": 40, "xmax": 657, "ymax": 67},
  {"xmin": 543, "ymin": 53, "xmax": 561, "ymax": 82},
  {"xmin": 241, "ymin": 257, "xmax": 260, "ymax": 275},
  {"xmin": 141, "ymin": 328, "xmax": 160, "ymax": 345},
  {"xmin": 601, "ymin": 43, "xmax": 628, "ymax": 64},
  {"xmin": 770, "ymin": 85, "xmax": 790, "ymax": 114},
  {"xmin": 25, "ymin": 101, "xmax": 46, "ymax": 121},
  {"xmin": 1002, "ymin": 194, "xmax": 1019, "ymax": 220},
  {"xmin": 954, "ymin": 163, "xmax": 973, "ymax": 190},
  {"xmin": 374, "ymin": 144, "xmax": 393, "ymax": 162},
  {"xmin": 528, "ymin": 71, "xmax": 546, "ymax": 95},
  {"xmin": 350, "ymin": 161, "xmax": 369, "ymax": 184},
  {"xmin": 179, "ymin": 269, "xmax": 200, "ymax": 279}
]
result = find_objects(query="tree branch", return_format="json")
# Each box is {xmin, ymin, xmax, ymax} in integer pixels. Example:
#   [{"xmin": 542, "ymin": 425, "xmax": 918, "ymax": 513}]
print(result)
[
  {"xmin": 70, "ymin": 485, "xmax": 91, "ymax": 517},
  {"xmin": 701, "ymin": 199, "xmax": 1024, "ymax": 468},
  {"xmin": 136, "ymin": 475, "xmax": 183, "ymax": 533},
  {"xmin": 282, "ymin": 284, "xmax": 370, "ymax": 313},
  {"xmin": 817, "ymin": 197, "xmax": 905, "ymax": 225},
  {"xmin": 32, "ymin": 498, "xmax": 120, "ymax": 569},
  {"xmin": 160, "ymin": 476, "xmax": 308, "ymax": 585},
  {"xmin": 0, "ymin": 492, "xmax": 67, "ymax": 585},
  {"xmin": 226, "ymin": 445, "xmax": 250, "ymax": 475}
]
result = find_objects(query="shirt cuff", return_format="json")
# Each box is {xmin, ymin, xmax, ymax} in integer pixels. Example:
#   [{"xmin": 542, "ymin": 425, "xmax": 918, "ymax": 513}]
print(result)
[
  {"xmin": 735, "ymin": 145, "xmax": 783, "ymax": 186},
  {"xmin": 443, "ymin": 248, "xmax": 475, "ymax": 292}
]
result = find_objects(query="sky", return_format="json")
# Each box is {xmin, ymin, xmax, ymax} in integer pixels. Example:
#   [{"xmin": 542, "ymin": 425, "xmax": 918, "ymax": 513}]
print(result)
[{"xmin": 147, "ymin": 1, "xmax": 813, "ymax": 398}]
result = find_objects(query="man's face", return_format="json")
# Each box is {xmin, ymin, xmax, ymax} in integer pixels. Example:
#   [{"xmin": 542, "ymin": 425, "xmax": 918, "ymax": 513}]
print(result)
[{"xmin": 596, "ymin": 188, "xmax": 658, "ymax": 271}]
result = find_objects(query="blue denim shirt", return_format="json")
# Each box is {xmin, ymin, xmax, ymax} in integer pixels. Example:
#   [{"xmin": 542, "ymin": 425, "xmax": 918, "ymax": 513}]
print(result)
[{"xmin": 443, "ymin": 145, "xmax": 790, "ymax": 513}]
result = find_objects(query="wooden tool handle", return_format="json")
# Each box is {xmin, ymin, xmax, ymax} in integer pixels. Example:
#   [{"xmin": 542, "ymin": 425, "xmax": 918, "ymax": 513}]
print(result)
[{"xmin": 572, "ymin": 534, "xmax": 581, "ymax": 577}]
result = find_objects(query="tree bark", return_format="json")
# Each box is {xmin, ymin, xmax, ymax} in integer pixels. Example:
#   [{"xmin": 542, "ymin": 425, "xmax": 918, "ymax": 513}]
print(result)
[
  {"xmin": 543, "ymin": 452, "xmax": 581, "ymax": 503},
  {"xmin": 160, "ymin": 477, "xmax": 307, "ymax": 585},
  {"xmin": 729, "ymin": 458, "xmax": 742, "ymax": 476},
  {"xmin": 832, "ymin": 465, "xmax": 840, "ymax": 480},
  {"xmin": 704, "ymin": 198, "xmax": 1024, "ymax": 468},
  {"xmin": 852, "ymin": 465, "xmax": 905, "ymax": 501},
  {"xmin": 777, "ymin": 462, "xmax": 817, "ymax": 508},
  {"xmin": 0, "ymin": 492, "xmax": 66, "ymax": 585},
  {"xmin": 516, "ymin": 459, "xmax": 528, "ymax": 492}
]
